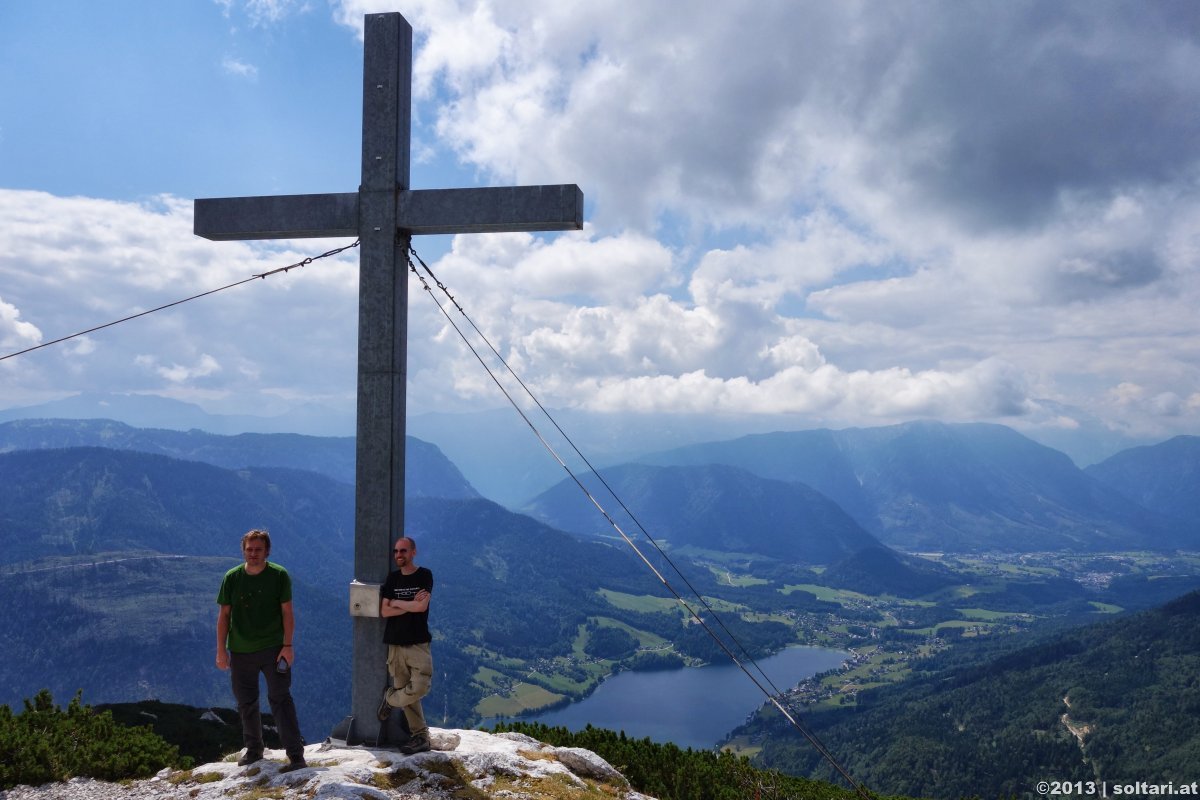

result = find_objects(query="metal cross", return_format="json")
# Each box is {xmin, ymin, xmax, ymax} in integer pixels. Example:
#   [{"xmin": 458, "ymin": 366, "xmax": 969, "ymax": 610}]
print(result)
[{"xmin": 194, "ymin": 12, "xmax": 582, "ymax": 744}]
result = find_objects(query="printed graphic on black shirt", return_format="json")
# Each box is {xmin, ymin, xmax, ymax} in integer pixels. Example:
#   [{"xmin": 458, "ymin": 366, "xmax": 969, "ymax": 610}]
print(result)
[{"xmin": 389, "ymin": 585, "xmax": 421, "ymax": 602}]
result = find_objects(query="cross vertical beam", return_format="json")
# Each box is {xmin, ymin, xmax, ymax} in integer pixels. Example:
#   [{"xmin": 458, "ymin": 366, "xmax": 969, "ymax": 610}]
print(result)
[
  {"xmin": 351, "ymin": 13, "xmax": 411, "ymax": 744},
  {"xmin": 194, "ymin": 11, "xmax": 582, "ymax": 745}
]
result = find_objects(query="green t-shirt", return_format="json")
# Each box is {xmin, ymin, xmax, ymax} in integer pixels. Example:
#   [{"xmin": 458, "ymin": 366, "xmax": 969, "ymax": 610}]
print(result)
[{"xmin": 216, "ymin": 562, "xmax": 293, "ymax": 653}]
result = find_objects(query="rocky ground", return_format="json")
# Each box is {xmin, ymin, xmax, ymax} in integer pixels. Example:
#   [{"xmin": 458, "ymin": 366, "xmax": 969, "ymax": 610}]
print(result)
[{"xmin": 0, "ymin": 728, "xmax": 657, "ymax": 800}]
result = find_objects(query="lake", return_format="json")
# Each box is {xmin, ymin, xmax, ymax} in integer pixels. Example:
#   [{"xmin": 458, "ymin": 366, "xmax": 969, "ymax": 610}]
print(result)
[{"xmin": 519, "ymin": 645, "xmax": 847, "ymax": 750}]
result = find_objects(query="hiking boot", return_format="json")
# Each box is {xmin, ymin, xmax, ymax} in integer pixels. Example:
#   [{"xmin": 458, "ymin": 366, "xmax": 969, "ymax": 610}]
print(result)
[
  {"xmin": 237, "ymin": 751, "xmax": 262, "ymax": 766},
  {"xmin": 278, "ymin": 758, "xmax": 308, "ymax": 773},
  {"xmin": 397, "ymin": 734, "xmax": 430, "ymax": 755},
  {"xmin": 377, "ymin": 689, "xmax": 392, "ymax": 722}
]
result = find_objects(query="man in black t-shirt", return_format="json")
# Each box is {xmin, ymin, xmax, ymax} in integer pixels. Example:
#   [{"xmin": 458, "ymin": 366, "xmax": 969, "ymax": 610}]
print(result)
[{"xmin": 377, "ymin": 535, "xmax": 434, "ymax": 755}]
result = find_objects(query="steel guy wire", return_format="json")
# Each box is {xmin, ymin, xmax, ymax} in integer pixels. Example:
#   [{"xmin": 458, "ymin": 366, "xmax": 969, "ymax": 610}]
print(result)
[
  {"xmin": 0, "ymin": 240, "xmax": 360, "ymax": 363},
  {"xmin": 407, "ymin": 248, "xmax": 872, "ymax": 800},
  {"xmin": 409, "ymin": 245, "xmax": 790, "ymax": 691},
  {"xmin": 410, "ymin": 248, "xmax": 766, "ymax": 661}
]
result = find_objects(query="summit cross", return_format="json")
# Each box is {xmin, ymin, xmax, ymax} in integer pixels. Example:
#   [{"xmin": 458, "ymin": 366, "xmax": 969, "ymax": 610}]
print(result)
[{"xmin": 194, "ymin": 11, "xmax": 582, "ymax": 744}]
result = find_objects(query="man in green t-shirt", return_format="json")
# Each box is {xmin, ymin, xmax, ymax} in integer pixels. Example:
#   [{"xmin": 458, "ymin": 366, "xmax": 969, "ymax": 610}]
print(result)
[{"xmin": 216, "ymin": 529, "xmax": 307, "ymax": 772}]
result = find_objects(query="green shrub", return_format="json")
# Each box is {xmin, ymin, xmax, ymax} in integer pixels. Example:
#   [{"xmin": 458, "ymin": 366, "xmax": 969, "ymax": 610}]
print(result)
[
  {"xmin": 490, "ymin": 721, "xmax": 874, "ymax": 800},
  {"xmin": 0, "ymin": 690, "xmax": 188, "ymax": 790}
]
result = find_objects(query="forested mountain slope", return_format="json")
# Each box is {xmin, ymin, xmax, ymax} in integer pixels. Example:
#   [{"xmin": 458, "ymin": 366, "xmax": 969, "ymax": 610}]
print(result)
[
  {"xmin": 1085, "ymin": 434, "xmax": 1200, "ymax": 529},
  {"xmin": 742, "ymin": 590, "xmax": 1200, "ymax": 798},
  {"xmin": 523, "ymin": 462, "xmax": 881, "ymax": 564},
  {"xmin": 0, "ymin": 447, "xmax": 354, "ymax": 584}
]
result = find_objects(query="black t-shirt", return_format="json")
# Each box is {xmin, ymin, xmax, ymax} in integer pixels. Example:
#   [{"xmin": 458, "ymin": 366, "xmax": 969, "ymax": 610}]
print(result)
[{"xmin": 380, "ymin": 566, "xmax": 433, "ymax": 646}]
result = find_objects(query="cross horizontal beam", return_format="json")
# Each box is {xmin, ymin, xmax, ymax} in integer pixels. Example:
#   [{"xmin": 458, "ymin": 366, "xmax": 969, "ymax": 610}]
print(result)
[
  {"xmin": 194, "ymin": 184, "xmax": 583, "ymax": 241},
  {"xmin": 195, "ymin": 193, "xmax": 358, "ymax": 241},
  {"xmin": 397, "ymin": 184, "xmax": 583, "ymax": 235}
]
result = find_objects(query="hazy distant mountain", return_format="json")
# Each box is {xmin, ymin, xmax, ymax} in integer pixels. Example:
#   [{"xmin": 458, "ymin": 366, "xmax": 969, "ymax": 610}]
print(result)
[
  {"xmin": 521, "ymin": 463, "xmax": 881, "ymax": 565},
  {"xmin": 408, "ymin": 405, "xmax": 1169, "ymax": 505},
  {"xmin": 1085, "ymin": 435, "xmax": 1200, "ymax": 528},
  {"xmin": 0, "ymin": 392, "xmax": 1154, "ymax": 504},
  {"xmin": 408, "ymin": 407, "xmax": 837, "ymax": 507},
  {"xmin": 0, "ymin": 391, "xmax": 355, "ymax": 436},
  {"xmin": 3, "ymin": 398, "xmax": 754, "ymax": 503},
  {"xmin": 640, "ymin": 420, "xmax": 1179, "ymax": 553},
  {"xmin": 0, "ymin": 418, "xmax": 479, "ymax": 500}
]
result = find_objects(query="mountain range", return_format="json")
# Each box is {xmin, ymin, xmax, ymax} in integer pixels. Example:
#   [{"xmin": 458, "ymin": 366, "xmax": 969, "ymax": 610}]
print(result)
[
  {"xmin": 4, "ymin": 390, "xmax": 1168, "ymax": 501},
  {"xmin": 0, "ymin": 391, "xmax": 355, "ymax": 436},
  {"xmin": 639, "ymin": 420, "xmax": 1193, "ymax": 552},
  {"xmin": 4, "ymin": 416, "xmax": 1197, "ymax": 561},
  {"xmin": 0, "ymin": 417, "xmax": 477, "ymax": 499},
  {"xmin": 1, "ymin": 412, "xmax": 1197, "ymax": 763}
]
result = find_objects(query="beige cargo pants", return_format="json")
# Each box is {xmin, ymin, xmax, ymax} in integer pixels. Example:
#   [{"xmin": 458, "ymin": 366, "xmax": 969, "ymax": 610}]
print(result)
[{"xmin": 385, "ymin": 642, "xmax": 433, "ymax": 738}]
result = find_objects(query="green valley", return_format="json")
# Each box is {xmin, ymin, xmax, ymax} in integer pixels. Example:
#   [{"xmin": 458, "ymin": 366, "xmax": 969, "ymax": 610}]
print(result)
[{"xmin": 444, "ymin": 542, "xmax": 1200, "ymax": 725}]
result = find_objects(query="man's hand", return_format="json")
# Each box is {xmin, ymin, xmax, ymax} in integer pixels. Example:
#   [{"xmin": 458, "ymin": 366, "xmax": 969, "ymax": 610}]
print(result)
[
  {"xmin": 280, "ymin": 644, "xmax": 295, "ymax": 666},
  {"xmin": 216, "ymin": 650, "xmax": 230, "ymax": 670}
]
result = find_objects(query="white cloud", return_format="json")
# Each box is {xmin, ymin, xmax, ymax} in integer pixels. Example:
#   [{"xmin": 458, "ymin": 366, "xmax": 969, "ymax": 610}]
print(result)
[
  {"xmin": 559, "ymin": 354, "xmax": 1033, "ymax": 422},
  {"xmin": 221, "ymin": 56, "xmax": 259, "ymax": 79},
  {"xmin": 4, "ymin": 3, "xmax": 1200, "ymax": 460},
  {"xmin": 217, "ymin": 0, "xmax": 307, "ymax": 27},
  {"xmin": 65, "ymin": 337, "xmax": 96, "ymax": 357},
  {"xmin": 690, "ymin": 213, "xmax": 889, "ymax": 311},
  {"xmin": 136, "ymin": 353, "xmax": 222, "ymax": 383},
  {"xmin": 0, "ymin": 189, "xmax": 359, "ymax": 408},
  {"xmin": 0, "ymin": 295, "xmax": 42, "ymax": 350},
  {"xmin": 332, "ymin": 2, "xmax": 1200, "ymax": 448}
]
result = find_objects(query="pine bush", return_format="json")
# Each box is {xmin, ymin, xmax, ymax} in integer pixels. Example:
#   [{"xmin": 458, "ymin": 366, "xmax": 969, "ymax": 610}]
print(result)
[{"xmin": 0, "ymin": 690, "xmax": 187, "ymax": 790}]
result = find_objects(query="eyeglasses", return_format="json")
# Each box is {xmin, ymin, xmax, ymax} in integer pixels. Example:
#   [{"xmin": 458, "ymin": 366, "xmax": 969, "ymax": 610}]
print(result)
[{"xmin": 393, "ymin": 548, "xmax": 410, "ymax": 553}]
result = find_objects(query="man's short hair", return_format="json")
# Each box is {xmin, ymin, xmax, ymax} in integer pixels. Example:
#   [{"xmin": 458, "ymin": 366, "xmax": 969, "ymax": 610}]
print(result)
[
  {"xmin": 396, "ymin": 535, "xmax": 417, "ymax": 550},
  {"xmin": 242, "ymin": 528, "xmax": 272, "ymax": 553}
]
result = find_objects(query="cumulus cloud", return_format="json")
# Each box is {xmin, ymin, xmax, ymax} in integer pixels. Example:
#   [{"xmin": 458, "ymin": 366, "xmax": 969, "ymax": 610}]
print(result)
[
  {"xmin": 333, "ymin": 2, "xmax": 1200, "ymax": 240},
  {"xmin": 4, "ymin": 2, "xmax": 1198, "ymax": 458},
  {"xmin": 0, "ymin": 295, "xmax": 42, "ymax": 350},
  {"xmin": 136, "ymin": 353, "xmax": 222, "ymax": 383},
  {"xmin": 571, "ymin": 355, "xmax": 1032, "ymax": 422},
  {"xmin": 0, "ymin": 189, "xmax": 359, "ymax": 409}
]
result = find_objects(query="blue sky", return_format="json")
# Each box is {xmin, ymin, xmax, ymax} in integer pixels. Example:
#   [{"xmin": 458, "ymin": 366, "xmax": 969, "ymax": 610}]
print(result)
[{"xmin": 2, "ymin": 0, "xmax": 1199, "ymax": 464}]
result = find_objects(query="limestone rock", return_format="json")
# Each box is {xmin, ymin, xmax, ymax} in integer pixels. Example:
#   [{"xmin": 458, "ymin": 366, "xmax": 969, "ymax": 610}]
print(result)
[{"xmin": 0, "ymin": 728, "xmax": 656, "ymax": 800}]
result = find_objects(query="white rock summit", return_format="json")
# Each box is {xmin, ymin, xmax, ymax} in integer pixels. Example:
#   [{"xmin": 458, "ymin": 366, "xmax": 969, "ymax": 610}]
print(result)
[{"xmin": 0, "ymin": 728, "xmax": 658, "ymax": 800}]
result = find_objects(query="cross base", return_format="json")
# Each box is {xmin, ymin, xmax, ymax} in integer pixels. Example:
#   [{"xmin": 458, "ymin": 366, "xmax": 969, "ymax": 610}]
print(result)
[{"xmin": 329, "ymin": 710, "xmax": 411, "ymax": 748}]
